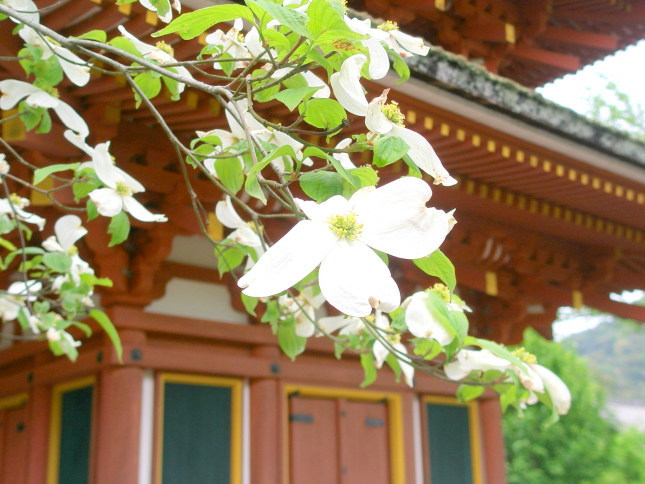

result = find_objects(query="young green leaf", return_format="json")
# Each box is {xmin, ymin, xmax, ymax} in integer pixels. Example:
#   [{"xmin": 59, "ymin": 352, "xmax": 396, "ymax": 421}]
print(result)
[
  {"xmin": 413, "ymin": 250, "xmax": 456, "ymax": 294},
  {"xmin": 299, "ymin": 98, "xmax": 346, "ymax": 130},
  {"xmin": 107, "ymin": 211, "xmax": 130, "ymax": 247},
  {"xmin": 299, "ymin": 171, "xmax": 344, "ymax": 201},
  {"xmin": 90, "ymin": 309, "xmax": 123, "ymax": 362},
  {"xmin": 152, "ymin": 4, "xmax": 254, "ymax": 40},
  {"xmin": 277, "ymin": 317, "xmax": 307, "ymax": 360},
  {"xmin": 33, "ymin": 162, "xmax": 80, "ymax": 185},
  {"xmin": 214, "ymin": 158, "xmax": 244, "ymax": 194},
  {"xmin": 372, "ymin": 136, "xmax": 409, "ymax": 167}
]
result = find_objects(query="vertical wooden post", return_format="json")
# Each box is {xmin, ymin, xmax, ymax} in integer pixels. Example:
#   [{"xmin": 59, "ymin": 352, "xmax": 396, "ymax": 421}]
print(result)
[
  {"xmin": 250, "ymin": 378, "xmax": 282, "ymax": 484},
  {"xmin": 25, "ymin": 385, "xmax": 51, "ymax": 484},
  {"xmin": 479, "ymin": 398, "xmax": 507, "ymax": 484},
  {"xmin": 94, "ymin": 366, "xmax": 144, "ymax": 484}
]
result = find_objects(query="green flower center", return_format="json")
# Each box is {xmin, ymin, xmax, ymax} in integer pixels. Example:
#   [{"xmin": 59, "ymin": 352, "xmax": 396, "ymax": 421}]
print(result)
[
  {"xmin": 115, "ymin": 182, "xmax": 132, "ymax": 197},
  {"xmin": 155, "ymin": 41, "xmax": 174, "ymax": 56},
  {"xmin": 381, "ymin": 101, "xmax": 405, "ymax": 126},
  {"xmin": 511, "ymin": 347, "xmax": 537, "ymax": 364},
  {"xmin": 378, "ymin": 20, "xmax": 399, "ymax": 32},
  {"xmin": 43, "ymin": 86, "xmax": 60, "ymax": 98},
  {"xmin": 327, "ymin": 213, "xmax": 363, "ymax": 240}
]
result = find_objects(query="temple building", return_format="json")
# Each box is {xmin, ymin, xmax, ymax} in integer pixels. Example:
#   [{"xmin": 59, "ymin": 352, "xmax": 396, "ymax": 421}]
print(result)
[{"xmin": 0, "ymin": 0, "xmax": 643, "ymax": 482}]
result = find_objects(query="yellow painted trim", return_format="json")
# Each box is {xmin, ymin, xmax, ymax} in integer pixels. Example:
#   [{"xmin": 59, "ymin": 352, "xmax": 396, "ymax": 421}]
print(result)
[
  {"xmin": 283, "ymin": 385, "xmax": 406, "ymax": 484},
  {"xmin": 515, "ymin": 150, "xmax": 525, "ymax": 162},
  {"xmin": 572, "ymin": 290, "xmax": 583, "ymax": 309},
  {"xmin": 504, "ymin": 23, "xmax": 516, "ymax": 43},
  {"xmin": 472, "ymin": 134, "xmax": 481, "ymax": 147},
  {"xmin": 555, "ymin": 164, "xmax": 564, "ymax": 177},
  {"xmin": 47, "ymin": 377, "xmax": 95, "ymax": 484},
  {"xmin": 117, "ymin": 2, "xmax": 131, "ymax": 14},
  {"xmin": 457, "ymin": 129, "xmax": 466, "ymax": 141},
  {"xmin": 568, "ymin": 169, "xmax": 577, "ymax": 181},
  {"xmin": 529, "ymin": 155, "xmax": 539, "ymax": 167},
  {"xmin": 542, "ymin": 160, "xmax": 551, "ymax": 172},
  {"xmin": 145, "ymin": 10, "xmax": 158, "ymax": 25},
  {"xmin": 424, "ymin": 116, "xmax": 434, "ymax": 130},
  {"xmin": 486, "ymin": 140, "xmax": 496, "ymax": 153},
  {"xmin": 156, "ymin": 373, "xmax": 243, "ymax": 484},
  {"xmin": 485, "ymin": 271, "xmax": 498, "ymax": 296},
  {"xmin": 434, "ymin": 0, "xmax": 446, "ymax": 11},
  {"xmin": 0, "ymin": 393, "xmax": 27, "ymax": 410},
  {"xmin": 407, "ymin": 110, "xmax": 417, "ymax": 124},
  {"xmin": 423, "ymin": 396, "xmax": 483, "ymax": 484},
  {"xmin": 501, "ymin": 146, "xmax": 510, "ymax": 158},
  {"xmin": 2, "ymin": 108, "xmax": 26, "ymax": 141},
  {"xmin": 440, "ymin": 123, "xmax": 450, "ymax": 136}
]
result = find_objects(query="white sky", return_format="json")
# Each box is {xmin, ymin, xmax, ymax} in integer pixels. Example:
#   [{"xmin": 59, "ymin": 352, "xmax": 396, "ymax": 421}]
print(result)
[
  {"xmin": 535, "ymin": 40, "xmax": 645, "ymax": 338},
  {"xmin": 537, "ymin": 39, "xmax": 645, "ymax": 117}
]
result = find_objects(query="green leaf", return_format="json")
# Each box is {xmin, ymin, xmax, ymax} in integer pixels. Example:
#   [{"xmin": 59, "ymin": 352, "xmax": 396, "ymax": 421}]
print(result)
[
  {"xmin": 134, "ymin": 71, "xmax": 162, "ymax": 106},
  {"xmin": 277, "ymin": 317, "xmax": 307, "ymax": 360},
  {"xmin": 214, "ymin": 158, "xmax": 244, "ymax": 194},
  {"xmin": 90, "ymin": 309, "xmax": 123, "ymax": 362},
  {"xmin": 373, "ymin": 136, "xmax": 409, "ymax": 167},
  {"xmin": 35, "ymin": 109, "xmax": 52, "ymax": 134},
  {"xmin": 299, "ymin": 98, "xmax": 346, "ymax": 130},
  {"xmin": 73, "ymin": 182, "xmax": 99, "ymax": 202},
  {"xmin": 391, "ymin": 50, "xmax": 410, "ymax": 83},
  {"xmin": 307, "ymin": 0, "xmax": 349, "ymax": 37},
  {"xmin": 216, "ymin": 245, "xmax": 246, "ymax": 276},
  {"xmin": 75, "ymin": 30, "xmax": 107, "ymax": 42},
  {"xmin": 108, "ymin": 36, "xmax": 143, "ymax": 58},
  {"xmin": 360, "ymin": 352, "xmax": 377, "ymax": 387},
  {"xmin": 412, "ymin": 338, "xmax": 443, "ymax": 360},
  {"xmin": 107, "ymin": 211, "xmax": 130, "ymax": 247},
  {"xmin": 273, "ymin": 86, "xmax": 321, "ymax": 111},
  {"xmin": 302, "ymin": 146, "xmax": 358, "ymax": 187},
  {"xmin": 457, "ymin": 384, "xmax": 485, "ymax": 402},
  {"xmin": 80, "ymin": 273, "xmax": 113, "ymax": 287},
  {"xmin": 241, "ymin": 293, "xmax": 258, "ymax": 316},
  {"xmin": 43, "ymin": 252, "xmax": 72, "ymax": 273},
  {"xmin": 299, "ymin": 171, "xmax": 344, "ymax": 202},
  {"xmin": 33, "ymin": 162, "xmax": 80, "ymax": 185},
  {"xmin": 86, "ymin": 199, "xmax": 99, "ymax": 222},
  {"xmin": 245, "ymin": 145, "xmax": 297, "ymax": 203},
  {"xmin": 413, "ymin": 250, "xmax": 456, "ymax": 294},
  {"xmin": 348, "ymin": 166, "xmax": 379, "ymax": 190},
  {"xmin": 152, "ymin": 4, "xmax": 254, "ymax": 40},
  {"xmin": 248, "ymin": 0, "xmax": 311, "ymax": 39}
]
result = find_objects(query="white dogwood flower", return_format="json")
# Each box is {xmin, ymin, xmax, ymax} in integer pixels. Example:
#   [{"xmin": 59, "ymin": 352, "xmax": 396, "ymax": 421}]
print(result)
[
  {"xmin": 372, "ymin": 311, "xmax": 414, "ymax": 386},
  {"xmin": 0, "ymin": 80, "xmax": 89, "ymax": 138},
  {"xmin": 330, "ymin": 56, "xmax": 456, "ymax": 186},
  {"xmin": 215, "ymin": 196, "xmax": 263, "ymax": 249},
  {"xmin": 205, "ymin": 19, "xmax": 250, "ymax": 70},
  {"xmin": 403, "ymin": 291, "xmax": 454, "ymax": 346},
  {"xmin": 42, "ymin": 215, "xmax": 93, "ymax": 288},
  {"xmin": 88, "ymin": 142, "xmax": 167, "ymax": 222},
  {"xmin": 444, "ymin": 348, "xmax": 512, "ymax": 380},
  {"xmin": 118, "ymin": 26, "xmax": 194, "ymax": 93},
  {"xmin": 138, "ymin": 0, "xmax": 181, "ymax": 23},
  {"xmin": 0, "ymin": 194, "xmax": 46, "ymax": 230},
  {"xmin": 19, "ymin": 27, "xmax": 90, "ymax": 86},
  {"xmin": 278, "ymin": 287, "xmax": 326, "ymax": 337},
  {"xmin": 238, "ymin": 177, "xmax": 455, "ymax": 317}
]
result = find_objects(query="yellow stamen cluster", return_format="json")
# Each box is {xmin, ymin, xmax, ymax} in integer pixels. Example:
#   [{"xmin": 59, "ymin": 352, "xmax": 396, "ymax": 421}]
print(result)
[
  {"xmin": 431, "ymin": 283, "xmax": 451, "ymax": 303},
  {"xmin": 237, "ymin": 32, "xmax": 245, "ymax": 43},
  {"xmin": 45, "ymin": 36, "xmax": 61, "ymax": 47},
  {"xmin": 336, "ymin": 0, "xmax": 348, "ymax": 11},
  {"xmin": 378, "ymin": 20, "xmax": 399, "ymax": 32},
  {"xmin": 381, "ymin": 101, "xmax": 405, "ymax": 126},
  {"xmin": 388, "ymin": 332, "xmax": 401, "ymax": 344},
  {"xmin": 68, "ymin": 246, "xmax": 79, "ymax": 256},
  {"xmin": 9, "ymin": 193, "xmax": 28, "ymax": 208},
  {"xmin": 511, "ymin": 347, "xmax": 537, "ymax": 364},
  {"xmin": 155, "ymin": 41, "xmax": 175, "ymax": 57},
  {"xmin": 114, "ymin": 181, "xmax": 133, "ymax": 197},
  {"xmin": 332, "ymin": 39, "xmax": 354, "ymax": 51},
  {"xmin": 247, "ymin": 220, "xmax": 263, "ymax": 234},
  {"xmin": 327, "ymin": 213, "xmax": 363, "ymax": 240}
]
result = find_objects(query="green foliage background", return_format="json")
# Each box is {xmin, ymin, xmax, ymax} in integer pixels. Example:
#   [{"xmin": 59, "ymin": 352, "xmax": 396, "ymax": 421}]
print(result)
[{"xmin": 503, "ymin": 328, "xmax": 645, "ymax": 484}]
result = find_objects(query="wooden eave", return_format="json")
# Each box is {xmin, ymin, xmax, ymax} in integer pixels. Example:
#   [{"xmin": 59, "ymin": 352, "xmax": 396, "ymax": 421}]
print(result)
[
  {"xmin": 347, "ymin": 0, "xmax": 645, "ymax": 87},
  {"xmin": 1, "ymin": 0, "xmax": 643, "ymax": 343}
]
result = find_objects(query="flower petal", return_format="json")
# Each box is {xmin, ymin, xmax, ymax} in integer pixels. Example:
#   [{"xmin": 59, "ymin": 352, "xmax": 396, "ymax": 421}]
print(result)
[
  {"xmin": 365, "ymin": 90, "xmax": 394, "ymax": 135},
  {"xmin": 405, "ymin": 292, "xmax": 453, "ymax": 345},
  {"xmin": 0, "ymin": 80, "xmax": 42, "ymax": 110},
  {"xmin": 332, "ymin": 138, "xmax": 356, "ymax": 170},
  {"xmin": 123, "ymin": 197, "xmax": 168, "ymax": 222},
  {"xmin": 238, "ymin": 220, "xmax": 336, "ymax": 297},
  {"xmin": 353, "ymin": 177, "xmax": 455, "ymax": 259},
  {"xmin": 296, "ymin": 195, "xmax": 350, "ymax": 223},
  {"xmin": 54, "ymin": 215, "xmax": 87, "ymax": 252},
  {"xmin": 4, "ymin": 0, "xmax": 40, "ymax": 23},
  {"xmin": 89, "ymin": 188, "xmax": 123, "ymax": 217},
  {"xmin": 319, "ymin": 240, "xmax": 400, "ymax": 317},
  {"xmin": 364, "ymin": 37, "xmax": 390, "ymax": 80},
  {"xmin": 216, "ymin": 196, "xmax": 246, "ymax": 229},
  {"xmin": 51, "ymin": 44, "xmax": 91, "ymax": 87},
  {"xmin": 302, "ymin": 71, "xmax": 330, "ymax": 98},
  {"xmin": 330, "ymin": 54, "xmax": 369, "ymax": 116},
  {"xmin": 390, "ymin": 30, "xmax": 429, "ymax": 56},
  {"xmin": 390, "ymin": 125, "xmax": 456, "ymax": 186},
  {"xmin": 532, "ymin": 364, "xmax": 571, "ymax": 415},
  {"xmin": 52, "ymin": 100, "xmax": 89, "ymax": 138}
]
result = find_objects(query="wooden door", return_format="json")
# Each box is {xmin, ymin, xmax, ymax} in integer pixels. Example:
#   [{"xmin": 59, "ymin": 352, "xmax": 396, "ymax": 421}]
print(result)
[
  {"xmin": 288, "ymin": 396, "xmax": 390, "ymax": 484},
  {"xmin": 0, "ymin": 405, "xmax": 28, "ymax": 484}
]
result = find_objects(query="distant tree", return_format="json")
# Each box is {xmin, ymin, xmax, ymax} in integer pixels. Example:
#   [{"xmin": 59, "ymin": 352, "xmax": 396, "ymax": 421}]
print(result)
[
  {"xmin": 503, "ymin": 328, "xmax": 645, "ymax": 484},
  {"xmin": 586, "ymin": 79, "xmax": 645, "ymax": 140}
]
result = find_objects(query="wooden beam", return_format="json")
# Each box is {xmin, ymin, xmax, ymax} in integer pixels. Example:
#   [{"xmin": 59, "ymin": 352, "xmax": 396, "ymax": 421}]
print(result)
[
  {"xmin": 510, "ymin": 45, "xmax": 581, "ymax": 71},
  {"xmin": 462, "ymin": 22, "xmax": 516, "ymax": 43},
  {"xmin": 542, "ymin": 27, "xmax": 618, "ymax": 50}
]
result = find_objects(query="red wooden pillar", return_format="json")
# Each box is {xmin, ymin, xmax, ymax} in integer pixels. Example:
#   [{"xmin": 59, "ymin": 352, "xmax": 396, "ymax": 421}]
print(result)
[
  {"xmin": 479, "ymin": 398, "xmax": 507, "ymax": 484},
  {"xmin": 94, "ymin": 366, "xmax": 144, "ymax": 484},
  {"xmin": 25, "ymin": 385, "xmax": 51, "ymax": 484},
  {"xmin": 250, "ymin": 345, "xmax": 283, "ymax": 484}
]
